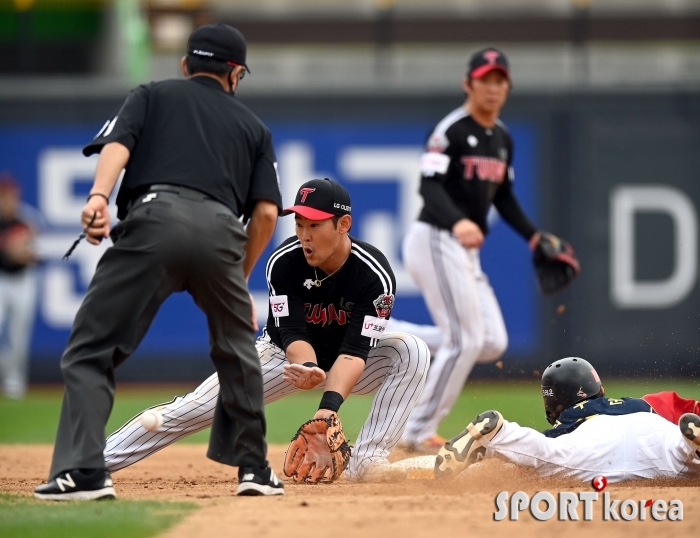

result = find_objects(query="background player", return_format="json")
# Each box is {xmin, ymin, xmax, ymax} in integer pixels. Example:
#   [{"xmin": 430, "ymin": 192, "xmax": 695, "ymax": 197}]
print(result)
[
  {"xmin": 104, "ymin": 179, "xmax": 430, "ymax": 482},
  {"xmin": 436, "ymin": 357, "xmax": 700, "ymax": 482},
  {"xmin": 0, "ymin": 173, "xmax": 38, "ymax": 400},
  {"xmin": 400, "ymin": 48, "xmax": 574, "ymax": 452}
]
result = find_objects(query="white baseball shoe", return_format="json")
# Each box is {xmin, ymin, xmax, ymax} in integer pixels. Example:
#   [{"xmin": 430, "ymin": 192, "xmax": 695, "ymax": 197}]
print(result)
[
  {"xmin": 434, "ymin": 410, "xmax": 503, "ymax": 479},
  {"xmin": 397, "ymin": 434, "xmax": 447, "ymax": 455}
]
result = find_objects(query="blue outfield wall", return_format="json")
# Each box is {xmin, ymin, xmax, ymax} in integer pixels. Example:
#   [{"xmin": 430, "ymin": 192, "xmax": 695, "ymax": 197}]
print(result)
[{"xmin": 0, "ymin": 120, "xmax": 540, "ymax": 378}]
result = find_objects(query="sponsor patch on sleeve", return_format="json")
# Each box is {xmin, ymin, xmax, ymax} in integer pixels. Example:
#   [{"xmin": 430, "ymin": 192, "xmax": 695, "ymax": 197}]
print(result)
[
  {"xmin": 269, "ymin": 295, "xmax": 289, "ymax": 318},
  {"xmin": 361, "ymin": 315, "xmax": 389, "ymax": 338},
  {"xmin": 420, "ymin": 152, "xmax": 450, "ymax": 177}
]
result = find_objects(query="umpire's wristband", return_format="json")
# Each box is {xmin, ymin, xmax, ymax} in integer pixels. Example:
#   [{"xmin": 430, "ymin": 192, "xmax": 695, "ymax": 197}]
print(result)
[
  {"xmin": 303, "ymin": 362, "xmax": 318, "ymax": 369},
  {"xmin": 318, "ymin": 391, "xmax": 344, "ymax": 413}
]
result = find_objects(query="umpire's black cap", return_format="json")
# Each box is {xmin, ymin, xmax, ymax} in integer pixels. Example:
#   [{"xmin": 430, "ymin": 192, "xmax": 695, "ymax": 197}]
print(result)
[
  {"xmin": 187, "ymin": 23, "xmax": 251, "ymax": 73},
  {"xmin": 281, "ymin": 178, "xmax": 351, "ymax": 221},
  {"xmin": 468, "ymin": 48, "xmax": 509, "ymax": 80}
]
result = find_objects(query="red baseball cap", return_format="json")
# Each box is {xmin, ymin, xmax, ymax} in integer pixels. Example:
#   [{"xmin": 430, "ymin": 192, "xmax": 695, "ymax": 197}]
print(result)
[
  {"xmin": 468, "ymin": 48, "xmax": 509, "ymax": 80},
  {"xmin": 281, "ymin": 178, "xmax": 352, "ymax": 221}
]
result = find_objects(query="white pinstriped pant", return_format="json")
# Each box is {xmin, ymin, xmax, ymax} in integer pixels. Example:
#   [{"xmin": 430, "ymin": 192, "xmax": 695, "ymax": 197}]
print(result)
[
  {"xmin": 104, "ymin": 332, "xmax": 429, "ymax": 479},
  {"xmin": 401, "ymin": 221, "xmax": 508, "ymax": 444}
]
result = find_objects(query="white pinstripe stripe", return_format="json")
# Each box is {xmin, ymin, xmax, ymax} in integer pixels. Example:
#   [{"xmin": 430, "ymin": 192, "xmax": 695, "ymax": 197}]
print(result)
[
  {"xmin": 350, "ymin": 245, "xmax": 393, "ymax": 296},
  {"xmin": 265, "ymin": 240, "xmax": 302, "ymax": 295},
  {"xmin": 431, "ymin": 107, "xmax": 469, "ymax": 140}
]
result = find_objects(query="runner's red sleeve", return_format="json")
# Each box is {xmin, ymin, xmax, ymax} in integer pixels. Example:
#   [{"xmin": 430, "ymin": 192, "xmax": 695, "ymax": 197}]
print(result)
[{"xmin": 642, "ymin": 391, "xmax": 700, "ymax": 424}]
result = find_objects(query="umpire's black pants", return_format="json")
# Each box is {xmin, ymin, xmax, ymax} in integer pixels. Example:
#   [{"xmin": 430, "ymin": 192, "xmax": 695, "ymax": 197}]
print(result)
[{"xmin": 49, "ymin": 186, "xmax": 266, "ymax": 478}]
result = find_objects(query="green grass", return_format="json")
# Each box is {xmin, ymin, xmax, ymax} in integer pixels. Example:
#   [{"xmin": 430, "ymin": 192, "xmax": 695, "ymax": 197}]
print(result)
[
  {"xmin": 1, "ymin": 378, "xmax": 698, "ymax": 445},
  {"xmin": 0, "ymin": 493, "xmax": 195, "ymax": 538}
]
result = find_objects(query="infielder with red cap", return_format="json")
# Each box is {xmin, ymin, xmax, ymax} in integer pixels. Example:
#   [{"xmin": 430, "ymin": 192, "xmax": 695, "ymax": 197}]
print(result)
[
  {"xmin": 400, "ymin": 48, "xmax": 574, "ymax": 452},
  {"xmin": 104, "ymin": 178, "xmax": 430, "ymax": 482}
]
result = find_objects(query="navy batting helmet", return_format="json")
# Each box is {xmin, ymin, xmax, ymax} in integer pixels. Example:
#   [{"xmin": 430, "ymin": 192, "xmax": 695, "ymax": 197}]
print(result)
[{"xmin": 541, "ymin": 357, "xmax": 603, "ymax": 425}]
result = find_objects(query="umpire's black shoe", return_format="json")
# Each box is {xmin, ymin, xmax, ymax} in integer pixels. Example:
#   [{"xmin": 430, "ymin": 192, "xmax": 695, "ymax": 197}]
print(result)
[
  {"xmin": 34, "ymin": 468, "xmax": 116, "ymax": 501},
  {"xmin": 679, "ymin": 413, "xmax": 700, "ymax": 458},
  {"xmin": 236, "ymin": 465, "xmax": 285, "ymax": 496}
]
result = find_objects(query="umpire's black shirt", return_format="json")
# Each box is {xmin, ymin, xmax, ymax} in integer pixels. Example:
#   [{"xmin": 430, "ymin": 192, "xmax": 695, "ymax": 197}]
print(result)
[{"xmin": 83, "ymin": 76, "xmax": 281, "ymax": 219}]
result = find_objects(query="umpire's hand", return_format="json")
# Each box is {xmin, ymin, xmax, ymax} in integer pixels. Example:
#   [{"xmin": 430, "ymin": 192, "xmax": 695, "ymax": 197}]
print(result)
[{"xmin": 81, "ymin": 195, "xmax": 111, "ymax": 245}]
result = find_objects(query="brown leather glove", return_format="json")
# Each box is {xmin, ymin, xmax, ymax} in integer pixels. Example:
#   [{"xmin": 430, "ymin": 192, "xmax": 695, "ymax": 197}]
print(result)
[{"xmin": 283, "ymin": 413, "xmax": 351, "ymax": 483}]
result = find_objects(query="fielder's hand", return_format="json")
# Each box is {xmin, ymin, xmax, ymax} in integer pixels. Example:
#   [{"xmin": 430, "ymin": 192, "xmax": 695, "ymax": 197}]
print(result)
[
  {"xmin": 452, "ymin": 218, "xmax": 484, "ymax": 249},
  {"xmin": 81, "ymin": 195, "xmax": 110, "ymax": 245},
  {"xmin": 283, "ymin": 363, "xmax": 326, "ymax": 390}
]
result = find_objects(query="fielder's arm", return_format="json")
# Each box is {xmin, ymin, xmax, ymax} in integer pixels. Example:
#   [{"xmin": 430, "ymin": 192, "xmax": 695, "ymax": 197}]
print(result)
[
  {"xmin": 313, "ymin": 354, "xmax": 364, "ymax": 419},
  {"xmin": 283, "ymin": 341, "xmax": 326, "ymax": 390}
]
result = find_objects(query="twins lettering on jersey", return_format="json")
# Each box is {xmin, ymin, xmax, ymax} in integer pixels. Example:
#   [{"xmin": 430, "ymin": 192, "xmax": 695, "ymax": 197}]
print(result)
[
  {"xmin": 304, "ymin": 303, "xmax": 350, "ymax": 326},
  {"xmin": 461, "ymin": 156, "xmax": 506, "ymax": 183}
]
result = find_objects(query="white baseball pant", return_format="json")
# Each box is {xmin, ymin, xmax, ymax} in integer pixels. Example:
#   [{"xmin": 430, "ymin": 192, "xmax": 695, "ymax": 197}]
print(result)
[
  {"xmin": 104, "ymin": 332, "xmax": 429, "ymax": 479},
  {"xmin": 0, "ymin": 269, "xmax": 37, "ymax": 399},
  {"xmin": 401, "ymin": 221, "xmax": 507, "ymax": 444},
  {"xmin": 483, "ymin": 413, "xmax": 700, "ymax": 482}
]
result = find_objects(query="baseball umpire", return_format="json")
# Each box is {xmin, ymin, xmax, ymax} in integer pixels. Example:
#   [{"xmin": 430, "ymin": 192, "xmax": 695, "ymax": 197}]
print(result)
[
  {"xmin": 103, "ymin": 179, "xmax": 430, "ymax": 482},
  {"xmin": 34, "ymin": 23, "xmax": 284, "ymax": 500},
  {"xmin": 400, "ymin": 48, "xmax": 579, "ymax": 453}
]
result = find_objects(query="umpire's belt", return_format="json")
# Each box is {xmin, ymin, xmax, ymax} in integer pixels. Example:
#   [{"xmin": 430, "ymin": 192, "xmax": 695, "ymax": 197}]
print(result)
[{"xmin": 146, "ymin": 184, "xmax": 214, "ymax": 202}]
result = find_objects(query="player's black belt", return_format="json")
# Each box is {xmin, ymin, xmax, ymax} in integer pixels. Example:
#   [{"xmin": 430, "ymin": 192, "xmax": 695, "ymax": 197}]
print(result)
[
  {"xmin": 126, "ymin": 184, "xmax": 239, "ymax": 218},
  {"xmin": 146, "ymin": 184, "xmax": 215, "ymax": 202}
]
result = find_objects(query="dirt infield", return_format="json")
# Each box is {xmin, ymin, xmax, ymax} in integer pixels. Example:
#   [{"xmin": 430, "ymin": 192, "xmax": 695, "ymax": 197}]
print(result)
[{"xmin": 2, "ymin": 444, "xmax": 699, "ymax": 537}]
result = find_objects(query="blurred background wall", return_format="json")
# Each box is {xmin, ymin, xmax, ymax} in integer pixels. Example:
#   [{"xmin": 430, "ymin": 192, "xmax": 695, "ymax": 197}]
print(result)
[{"xmin": 0, "ymin": 0, "xmax": 698, "ymax": 382}]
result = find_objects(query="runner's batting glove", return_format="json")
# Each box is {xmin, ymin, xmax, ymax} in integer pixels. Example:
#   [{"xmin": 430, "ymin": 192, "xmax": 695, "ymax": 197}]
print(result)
[{"xmin": 531, "ymin": 232, "xmax": 580, "ymax": 295}]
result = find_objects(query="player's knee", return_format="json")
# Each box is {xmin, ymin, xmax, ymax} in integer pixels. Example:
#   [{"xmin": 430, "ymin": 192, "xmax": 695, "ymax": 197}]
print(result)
[
  {"xmin": 476, "ymin": 331, "xmax": 508, "ymax": 364},
  {"xmin": 457, "ymin": 328, "xmax": 485, "ymax": 359},
  {"xmin": 381, "ymin": 332, "xmax": 430, "ymax": 374}
]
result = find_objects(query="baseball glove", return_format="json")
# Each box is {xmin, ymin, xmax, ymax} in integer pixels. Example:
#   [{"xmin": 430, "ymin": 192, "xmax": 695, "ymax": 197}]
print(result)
[
  {"xmin": 532, "ymin": 232, "xmax": 580, "ymax": 295},
  {"xmin": 283, "ymin": 413, "xmax": 351, "ymax": 483}
]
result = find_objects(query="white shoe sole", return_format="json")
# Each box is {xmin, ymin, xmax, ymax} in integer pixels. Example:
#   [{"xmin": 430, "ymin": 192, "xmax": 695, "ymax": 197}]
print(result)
[
  {"xmin": 34, "ymin": 487, "xmax": 116, "ymax": 501},
  {"xmin": 236, "ymin": 483, "xmax": 285, "ymax": 496},
  {"xmin": 435, "ymin": 411, "xmax": 503, "ymax": 479}
]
